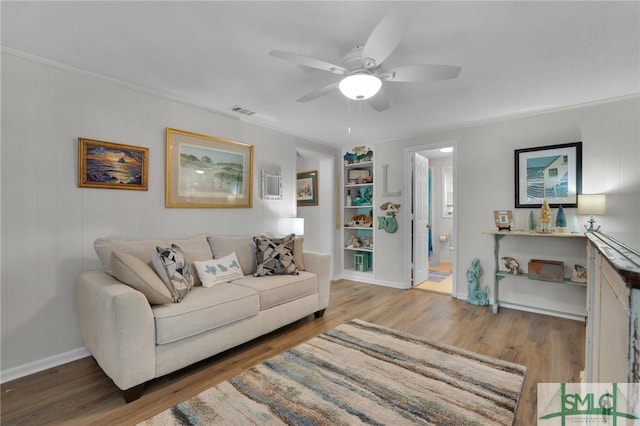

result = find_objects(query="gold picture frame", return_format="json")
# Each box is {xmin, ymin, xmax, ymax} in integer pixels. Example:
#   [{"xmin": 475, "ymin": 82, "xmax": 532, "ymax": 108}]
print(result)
[
  {"xmin": 165, "ymin": 128, "xmax": 253, "ymax": 208},
  {"xmin": 78, "ymin": 138, "xmax": 148, "ymax": 190}
]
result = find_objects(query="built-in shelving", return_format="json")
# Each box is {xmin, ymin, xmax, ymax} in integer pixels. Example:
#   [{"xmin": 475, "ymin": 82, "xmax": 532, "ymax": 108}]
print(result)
[{"xmin": 342, "ymin": 157, "xmax": 374, "ymax": 278}]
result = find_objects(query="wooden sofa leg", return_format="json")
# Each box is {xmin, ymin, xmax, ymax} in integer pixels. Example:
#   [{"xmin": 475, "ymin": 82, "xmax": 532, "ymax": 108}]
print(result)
[
  {"xmin": 314, "ymin": 309, "xmax": 326, "ymax": 318},
  {"xmin": 123, "ymin": 383, "xmax": 146, "ymax": 403}
]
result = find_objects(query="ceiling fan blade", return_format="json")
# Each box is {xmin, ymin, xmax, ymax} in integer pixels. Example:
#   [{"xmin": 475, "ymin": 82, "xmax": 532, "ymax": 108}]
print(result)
[
  {"xmin": 362, "ymin": 12, "xmax": 410, "ymax": 68},
  {"xmin": 384, "ymin": 64, "xmax": 462, "ymax": 82},
  {"xmin": 296, "ymin": 82, "xmax": 340, "ymax": 103},
  {"xmin": 368, "ymin": 89, "xmax": 390, "ymax": 112},
  {"xmin": 269, "ymin": 50, "xmax": 346, "ymax": 75}
]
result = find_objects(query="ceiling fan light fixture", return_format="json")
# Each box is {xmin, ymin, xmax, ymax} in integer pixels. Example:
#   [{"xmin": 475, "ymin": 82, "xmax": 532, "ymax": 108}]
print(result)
[{"xmin": 338, "ymin": 74, "xmax": 382, "ymax": 100}]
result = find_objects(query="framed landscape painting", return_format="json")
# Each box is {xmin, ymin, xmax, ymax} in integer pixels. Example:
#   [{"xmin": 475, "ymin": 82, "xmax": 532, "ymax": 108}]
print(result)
[
  {"xmin": 515, "ymin": 142, "xmax": 582, "ymax": 208},
  {"xmin": 165, "ymin": 128, "xmax": 253, "ymax": 208},
  {"xmin": 78, "ymin": 138, "xmax": 148, "ymax": 190},
  {"xmin": 297, "ymin": 170, "xmax": 318, "ymax": 206}
]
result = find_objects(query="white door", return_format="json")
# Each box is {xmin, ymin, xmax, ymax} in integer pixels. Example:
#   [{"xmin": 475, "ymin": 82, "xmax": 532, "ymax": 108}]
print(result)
[{"xmin": 413, "ymin": 152, "xmax": 430, "ymax": 285}]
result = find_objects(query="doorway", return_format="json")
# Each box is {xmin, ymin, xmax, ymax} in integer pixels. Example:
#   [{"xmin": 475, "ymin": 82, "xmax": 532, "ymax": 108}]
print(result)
[{"xmin": 405, "ymin": 144, "xmax": 457, "ymax": 296}]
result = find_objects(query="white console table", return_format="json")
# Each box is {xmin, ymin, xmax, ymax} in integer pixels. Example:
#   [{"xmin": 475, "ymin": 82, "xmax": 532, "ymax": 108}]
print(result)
[{"xmin": 483, "ymin": 230, "xmax": 587, "ymax": 317}]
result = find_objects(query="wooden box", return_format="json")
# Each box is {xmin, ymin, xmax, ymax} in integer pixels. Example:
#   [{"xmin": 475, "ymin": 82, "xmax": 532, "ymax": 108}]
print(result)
[{"xmin": 528, "ymin": 259, "xmax": 564, "ymax": 282}]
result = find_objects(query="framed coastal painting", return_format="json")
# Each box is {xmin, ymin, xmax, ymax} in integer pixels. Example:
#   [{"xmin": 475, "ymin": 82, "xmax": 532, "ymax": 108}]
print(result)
[
  {"xmin": 297, "ymin": 170, "xmax": 318, "ymax": 206},
  {"xmin": 165, "ymin": 128, "xmax": 253, "ymax": 208},
  {"xmin": 515, "ymin": 142, "xmax": 582, "ymax": 208},
  {"xmin": 78, "ymin": 138, "xmax": 148, "ymax": 190}
]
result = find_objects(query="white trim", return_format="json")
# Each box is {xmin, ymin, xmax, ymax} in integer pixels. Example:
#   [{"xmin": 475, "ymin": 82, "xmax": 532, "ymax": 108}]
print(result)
[
  {"xmin": 497, "ymin": 301, "xmax": 586, "ymax": 322},
  {"xmin": 333, "ymin": 274, "xmax": 405, "ymax": 289},
  {"xmin": 0, "ymin": 347, "xmax": 90, "ymax": 384}
]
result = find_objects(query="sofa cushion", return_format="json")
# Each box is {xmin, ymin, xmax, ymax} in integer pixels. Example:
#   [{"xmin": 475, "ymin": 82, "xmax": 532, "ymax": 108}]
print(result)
[
  {"xmin": 233, "ymin": 271, "xmax": 317, "ymax": 310},
  {"xmin": 95, "ymin": 237, "xmax": 166, "ymax": 276},
  {"xmin": 253, "ymin": 234, "xmax": 298, "ymax": 276},
  {"xmin": 168, "ymin": 235, "xmax": 214, "ymax": 286},
  {"xmin": 152, "ymin": 284, "xmax": 259, "ymax": 344},
  {"xmin": 110, "ymin": 252, "xmax": 174, "ymax": 304},
  {"xmin": 294, "ymin": 236, "xmax": 305, "ymax": 271},
  {"xmin": 194, "ymin": 252, "xmax": 244, "ymax": 287},
  {"xmin": 152, "ymin": 244, "xmax": 195, "ymax": 303},
  {"xmin": 207, "ymin": 236, "xmax": 256, "ymax": 275}
]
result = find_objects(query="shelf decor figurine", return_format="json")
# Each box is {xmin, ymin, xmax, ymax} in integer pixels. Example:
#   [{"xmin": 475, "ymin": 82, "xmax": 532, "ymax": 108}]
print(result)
[
  {"xmin": 466, "ymin": 258, "xmax": 489, "ymax": 306},
  {"xmin": 536, "ymin": 199, "xmax": 554, "ymax": 233},
  {"xmin": 555, "ymin": 205, "xmax": 567, "ymax": 233},
  {"xmin": 571, "ymin": 264, "xmax": 587, "ymax": 283},
  {"xmin": 529, "ymin": 210, "xmax": 536, "ymax": 231},
  {"xmin": 501, "ymin": 256, "xmax": 521, "ymax": 275},
  {"xmin": 378, "ymin": 202, "xmax": 400, "ymax": 233}
]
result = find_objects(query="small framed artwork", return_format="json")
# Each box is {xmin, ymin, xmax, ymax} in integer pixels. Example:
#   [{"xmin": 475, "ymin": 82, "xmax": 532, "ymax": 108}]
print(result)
[
  {"xmin": 166, "ymin": 128, "xmax": 253, "ymax": 208},
  {"xmin": 78, "ymin": 138, "xmax": 148, "ymax": 190},
  {"xmin": 297, "ymin": 170, "xmax": 318, "ymax": 206},
  {"xmin": 493, "ymin": 210, "xmax": 513, "ymax": 231},
  {"xmin": 515, "ymin": 142, "xmax": 582, "ymax": 208}
]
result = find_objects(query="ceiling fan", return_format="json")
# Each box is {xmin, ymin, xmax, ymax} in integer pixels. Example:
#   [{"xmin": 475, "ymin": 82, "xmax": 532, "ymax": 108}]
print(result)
[{"xmin": 269, "ymin": 11, "xmax": 461, "ymax": 111}]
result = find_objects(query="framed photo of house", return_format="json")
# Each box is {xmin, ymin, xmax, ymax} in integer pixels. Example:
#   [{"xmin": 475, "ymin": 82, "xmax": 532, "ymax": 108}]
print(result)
[
  {"xmin": 297, "ymin": 170, "xmax": 318, "ymax": 206},
  {"xmin": 165, "ymin": 128, "xmax": 253, "ymax": 208},
  {"xmin": 78, "ymin": 138, "xmax": 148, "ymax": 190},
  {"xmin": 515, "ymin": 142, "xmax": 582, "ymax": 208}
]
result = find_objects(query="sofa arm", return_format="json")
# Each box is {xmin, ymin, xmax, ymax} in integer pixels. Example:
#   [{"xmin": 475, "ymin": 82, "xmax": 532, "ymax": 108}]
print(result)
[
  {"xmin": 302, "ymin": 251, "xmax": 331, "ymax": 310},
  {"xmin": 76, "ymin": 270, "xmax": 156, "ymax": 391}
]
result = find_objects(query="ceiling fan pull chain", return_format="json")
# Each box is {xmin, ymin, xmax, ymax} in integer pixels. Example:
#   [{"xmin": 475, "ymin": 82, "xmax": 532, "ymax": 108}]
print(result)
[{"xmin": 347, "ymin": 99, "xmax": 352, "ymax": 134}]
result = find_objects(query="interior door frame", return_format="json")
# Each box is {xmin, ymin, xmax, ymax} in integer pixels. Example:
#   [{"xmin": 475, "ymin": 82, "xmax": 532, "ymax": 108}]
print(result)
[{"xmin": 403, "ymin": 141, "xmax": 459, "ymax": 295}]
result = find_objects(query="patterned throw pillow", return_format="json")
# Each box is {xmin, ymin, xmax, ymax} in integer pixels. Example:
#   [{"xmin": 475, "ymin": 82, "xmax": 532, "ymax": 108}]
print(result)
[
  {"xmin": 194, "ymin": 252, "xmax": 244, "ymax": 287},
  {"xmin": 253, "ymin": 234, "xmax": 299, "ymax": 277},
  {"xmin": 152, "ymin": 244, "xmax": 194, "ymax": 302}
]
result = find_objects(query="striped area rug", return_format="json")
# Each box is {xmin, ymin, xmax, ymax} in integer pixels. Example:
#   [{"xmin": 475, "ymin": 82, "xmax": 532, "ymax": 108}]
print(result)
[{"xmin": 140, "ymin": 320, "xmax": 526, "ymax": 425}]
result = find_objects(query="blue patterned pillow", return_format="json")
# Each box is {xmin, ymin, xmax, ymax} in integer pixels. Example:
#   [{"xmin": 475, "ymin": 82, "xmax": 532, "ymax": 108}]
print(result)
[{"xmin": 152, "ymin": 244, "xmax": 194, "ymax": 302}]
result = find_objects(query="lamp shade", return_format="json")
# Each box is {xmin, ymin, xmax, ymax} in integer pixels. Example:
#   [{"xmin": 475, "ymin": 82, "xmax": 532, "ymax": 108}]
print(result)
[
  {"xmin": 278, "ymin": 217, "xmax": 304, "ymax": 236},
  {"xmin": 338, "ymin": 74, "xmax": 382, "ymax": 100},
  {"xmin": 577, "ymin": 194, "xmax": 606, "ymax": 215}
]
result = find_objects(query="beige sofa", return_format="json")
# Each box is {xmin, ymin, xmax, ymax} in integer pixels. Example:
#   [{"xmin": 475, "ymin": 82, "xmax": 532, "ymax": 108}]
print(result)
[{"xmin": 76, "ymin": 234, "xmax": 330, "ymax": 402}]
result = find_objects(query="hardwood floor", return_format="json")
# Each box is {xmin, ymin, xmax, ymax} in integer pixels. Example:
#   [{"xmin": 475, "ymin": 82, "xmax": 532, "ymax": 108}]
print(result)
[{"xmin": 1, "ymin": 279, "xmax": 584, "ymax": 425}]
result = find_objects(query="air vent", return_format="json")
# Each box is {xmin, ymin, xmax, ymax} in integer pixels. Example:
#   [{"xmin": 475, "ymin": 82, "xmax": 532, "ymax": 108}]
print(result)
[{"xmin": 230, "ymin": 105, "xmax": 256, "ymax": 116}]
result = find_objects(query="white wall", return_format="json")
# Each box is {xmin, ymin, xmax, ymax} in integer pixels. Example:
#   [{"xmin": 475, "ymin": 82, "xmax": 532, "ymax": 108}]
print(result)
[
  {"xmin": 0, "ymin": 51, "xmax": 336, "ymax": 380},
  {"xmin": 374, "ymin": 95, "xmax": 640, "ymax": 314},
  {"xmin": 295, "ymin": 156, "xmax": 334, "ymax": 262}
]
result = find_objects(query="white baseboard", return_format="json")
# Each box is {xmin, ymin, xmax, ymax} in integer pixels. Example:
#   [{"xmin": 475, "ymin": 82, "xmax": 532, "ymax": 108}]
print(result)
[
  {"xmin": 0, "ymin": 347, "xmax": 90, "ymax": 384},
  {"xmin": 334, "ymin": 274, "xmax": 407, "ymax": 289}
]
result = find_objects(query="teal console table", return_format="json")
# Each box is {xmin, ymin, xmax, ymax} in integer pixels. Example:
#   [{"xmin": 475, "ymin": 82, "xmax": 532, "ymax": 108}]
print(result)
[{"xmin": 483, "ymin": 230, "xmax": 587, "ymax": 317}]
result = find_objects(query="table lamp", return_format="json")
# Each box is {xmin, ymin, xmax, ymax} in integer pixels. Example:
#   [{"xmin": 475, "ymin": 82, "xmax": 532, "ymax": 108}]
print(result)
[
  {"xmin": 577, "ymin": 194, "xmax": 606, "ymax": 232},
  {"xmin": 278, "ymin": 217, "xmax": 304, "ymax": 236}
]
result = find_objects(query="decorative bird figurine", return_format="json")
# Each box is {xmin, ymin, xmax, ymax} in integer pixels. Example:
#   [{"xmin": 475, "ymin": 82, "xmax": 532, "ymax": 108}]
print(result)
[{"xmin": 501, "ymin": 256, "xmax": 520, "ymax": 275}]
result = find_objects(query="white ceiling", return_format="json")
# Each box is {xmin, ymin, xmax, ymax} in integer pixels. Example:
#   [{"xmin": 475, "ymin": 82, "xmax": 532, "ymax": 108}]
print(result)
[{"xmin": 2, "ymin": 1, "xmax": 639, "ymax": 147}]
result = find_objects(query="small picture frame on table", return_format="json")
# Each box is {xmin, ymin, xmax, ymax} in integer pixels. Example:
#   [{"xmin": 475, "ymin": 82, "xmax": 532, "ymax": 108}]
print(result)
[{"xmin": 494, "ymin": 210, "xmax": 513, "ymax": 231}]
